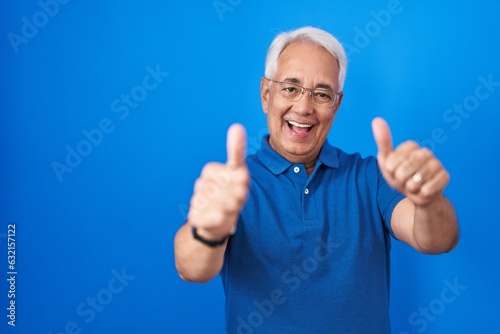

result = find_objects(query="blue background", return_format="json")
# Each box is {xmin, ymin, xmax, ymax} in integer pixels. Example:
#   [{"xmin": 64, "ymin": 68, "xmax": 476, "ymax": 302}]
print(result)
[{"xmin": 1, "ymin": 0, "xmax": 499, "ymax": 333}]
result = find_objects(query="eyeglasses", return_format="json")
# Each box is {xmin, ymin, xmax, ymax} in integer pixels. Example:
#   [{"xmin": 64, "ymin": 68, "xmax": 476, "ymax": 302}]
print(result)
[{"xmin": 266, "ymin": 77, "xmax": 341, "ymax": 107}]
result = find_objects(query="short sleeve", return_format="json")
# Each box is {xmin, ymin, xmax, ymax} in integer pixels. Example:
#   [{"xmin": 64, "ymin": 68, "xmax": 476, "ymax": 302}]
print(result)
[{"xmin": 376, "ymin": 163, "xmax": 406, "ymax": 239}]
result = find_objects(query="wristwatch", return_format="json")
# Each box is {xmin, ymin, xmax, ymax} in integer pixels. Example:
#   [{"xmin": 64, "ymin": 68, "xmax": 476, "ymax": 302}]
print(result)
[{"xmin": 191, "ymin": 226, "xmax": 229, "ymax": 247}]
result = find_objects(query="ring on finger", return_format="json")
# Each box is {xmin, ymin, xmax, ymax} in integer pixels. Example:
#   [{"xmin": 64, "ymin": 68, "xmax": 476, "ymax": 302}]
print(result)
[{"xmin": 412, "ymin": 172, "xmax": 423, "ymax": 184}]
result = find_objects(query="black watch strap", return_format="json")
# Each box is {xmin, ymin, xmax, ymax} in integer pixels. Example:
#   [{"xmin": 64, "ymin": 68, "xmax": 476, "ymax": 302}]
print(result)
[{"xmin": 191, "ymin": 226, "xmax": 229, "ymax": 247}]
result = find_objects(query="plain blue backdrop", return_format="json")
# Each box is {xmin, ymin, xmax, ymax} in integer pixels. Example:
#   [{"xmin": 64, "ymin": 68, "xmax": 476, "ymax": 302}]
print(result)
[{"xmin": 1, "ymin": 1, "xmax": 499, "ymax": 333}]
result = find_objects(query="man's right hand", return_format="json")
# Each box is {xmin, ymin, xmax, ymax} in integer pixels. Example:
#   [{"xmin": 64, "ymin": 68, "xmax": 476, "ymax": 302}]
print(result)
[{"xmin": 187, "ymin": 123, "xmax": 250, "ymax": 241}]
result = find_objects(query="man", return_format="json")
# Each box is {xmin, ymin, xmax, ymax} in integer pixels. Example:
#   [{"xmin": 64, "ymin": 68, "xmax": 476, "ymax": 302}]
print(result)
[{"xmin": 174, "ymin": 26, "xmax": 459, "ymax": 333}]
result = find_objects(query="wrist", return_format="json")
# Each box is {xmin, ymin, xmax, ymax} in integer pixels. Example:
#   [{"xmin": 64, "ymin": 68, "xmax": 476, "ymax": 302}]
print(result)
[
  {"xmin": 191, "ymin": 226, "xmax": 229, "ymax": 247},
  {"xmin": 414, "ymin": 194, "xmax": 446, "ymax": 210}
]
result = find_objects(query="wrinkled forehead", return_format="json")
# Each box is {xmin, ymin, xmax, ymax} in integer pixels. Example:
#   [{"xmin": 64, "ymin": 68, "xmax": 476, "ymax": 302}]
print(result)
[{"xmin": 275, "ymin": 41, "xmax": 340, "ymax": 90}]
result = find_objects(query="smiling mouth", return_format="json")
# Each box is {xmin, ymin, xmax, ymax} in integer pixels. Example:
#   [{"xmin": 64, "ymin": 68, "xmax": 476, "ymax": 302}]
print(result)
[{"xmin": 287, "ymin": 120, "xmax": 314, "ymax": 134}]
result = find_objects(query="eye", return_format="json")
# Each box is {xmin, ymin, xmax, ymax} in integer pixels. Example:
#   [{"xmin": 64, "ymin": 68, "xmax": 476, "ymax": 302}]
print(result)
[
  {"xmin": 280, "ymin": 83, "xmax": 301, "ymax": 98},
  {"xmin": 314, "ymin": 91, "xmax": 333, "ymax": 103},
  {"xmin": 282, "ymin": 86, "xmax": 297, "ymax": 93}
]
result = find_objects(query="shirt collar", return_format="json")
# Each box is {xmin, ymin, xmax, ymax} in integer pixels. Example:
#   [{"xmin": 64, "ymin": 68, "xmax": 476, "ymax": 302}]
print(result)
[
  {"xmin": 255, "ymin": 135, "xmax": 339, "ymax": 175},
  {"xmin": 317, "ymin": 138, "xmax": 339, "ymax": 169}
]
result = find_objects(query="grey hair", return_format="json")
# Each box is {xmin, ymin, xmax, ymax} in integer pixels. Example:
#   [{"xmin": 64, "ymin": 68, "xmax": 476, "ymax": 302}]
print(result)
[{"xmin": 264, "ymin": 26, "xmax": 347, "ymax": 91}]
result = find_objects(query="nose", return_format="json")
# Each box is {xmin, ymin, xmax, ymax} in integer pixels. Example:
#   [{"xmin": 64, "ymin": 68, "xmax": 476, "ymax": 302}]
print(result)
[{"xmin": 292, "ymin": 90, "xmax": 314, "ymax": 115}]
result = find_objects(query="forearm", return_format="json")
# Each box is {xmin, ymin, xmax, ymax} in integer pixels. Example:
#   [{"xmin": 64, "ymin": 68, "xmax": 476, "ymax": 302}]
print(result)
[
  {"xmin": 174, "ymin": 223, "xmax": 227, "ymax": 283},
  {"xmin": 413, "ymin": 195, "xmax": 459, "ymax": 254}
]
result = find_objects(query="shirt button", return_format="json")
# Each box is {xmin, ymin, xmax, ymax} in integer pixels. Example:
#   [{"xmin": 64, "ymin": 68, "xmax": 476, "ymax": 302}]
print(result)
[
  {"xmin": 294, "ymin": 166, "xmax": 300, "ymax": 173},
  {"xmin": 304, "ymin": 188, "xmax": 309, "ymax": 195}
]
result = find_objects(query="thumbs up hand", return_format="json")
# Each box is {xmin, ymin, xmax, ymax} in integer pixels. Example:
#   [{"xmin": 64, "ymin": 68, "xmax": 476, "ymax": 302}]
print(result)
[
  {"xmin": 187, "ymin": 124, "xmax": 250, "ymax": 240},
  {"xmin": 371, "ymin": 117, "xmax": 450, "ymax": 207}
]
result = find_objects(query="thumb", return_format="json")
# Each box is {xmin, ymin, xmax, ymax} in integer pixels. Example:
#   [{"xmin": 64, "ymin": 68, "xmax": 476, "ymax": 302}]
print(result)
[
  {"xmin": 371, "ymin": 117, "xmax": 393, "ymax": 161},
  {"xmin": 226, "ymin": 123, "xmax": 247, "ymax": 168}
]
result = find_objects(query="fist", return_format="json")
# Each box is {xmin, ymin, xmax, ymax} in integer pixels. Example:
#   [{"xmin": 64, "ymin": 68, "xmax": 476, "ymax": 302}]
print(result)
[
  {"xmin": 372, "ymin": 117, "xmax": 450, "ymax": 207},
  {"xmin": 187, "ymin": 124, "xmax": 250, "ymax": 239}
]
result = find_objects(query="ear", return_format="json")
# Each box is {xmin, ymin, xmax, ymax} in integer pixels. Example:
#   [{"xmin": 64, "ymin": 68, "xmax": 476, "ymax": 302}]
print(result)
[
  {"xmin": 332, "ymin": 91, "xmax": 344, "ymax": 116},
  {"xmin": 260, "ymin": 77, "xmax": 270, "ymax": 114}
]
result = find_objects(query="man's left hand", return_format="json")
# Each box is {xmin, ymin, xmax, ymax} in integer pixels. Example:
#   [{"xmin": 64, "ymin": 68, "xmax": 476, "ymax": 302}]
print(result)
[{"xmin": 371, "ymin": 117, "xmax": 450, "ymax": 207}]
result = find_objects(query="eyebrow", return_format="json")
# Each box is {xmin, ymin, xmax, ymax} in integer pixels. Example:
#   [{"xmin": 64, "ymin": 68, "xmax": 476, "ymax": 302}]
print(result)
[{"xmin": 282, "ymin": 77, "xmax": 334, "ymax": 91}]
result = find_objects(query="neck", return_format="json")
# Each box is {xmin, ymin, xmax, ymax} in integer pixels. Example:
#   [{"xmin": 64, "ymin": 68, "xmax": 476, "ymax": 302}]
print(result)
[
  {"xmin": 304, "ymin": 160, "xmax": 316, "ymax": 176},
  {"xmin": 266, "ymin": 137, "xmax": 320, "ymax": 176}
]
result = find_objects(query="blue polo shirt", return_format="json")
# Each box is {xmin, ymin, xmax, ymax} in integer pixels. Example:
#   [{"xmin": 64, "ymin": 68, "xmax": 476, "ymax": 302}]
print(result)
[{"xmin": 221, "ymin": 136, "xmax": 405, "ymax": 334}]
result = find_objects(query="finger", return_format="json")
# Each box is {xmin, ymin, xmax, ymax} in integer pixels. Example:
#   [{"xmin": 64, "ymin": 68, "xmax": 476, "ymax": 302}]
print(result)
[
  {"xmin": 386, "ymin": 141, "xmax": 419, "ymax": 176},
  {"xmin": 371, "ymin": 117, "xmax": 393, "ymax": 162},
  {"xmin": 382, "ymin": 141, "xmax": 419, "ymax": 190},
  {"xmin": 411, "ymin": 169, "xmax": 450, "ymax": 206},
  {"xmin": 226, "ymin": 123, "xmax": 247, "ymax": 168},
  {"xmin": 393, "ymin": 145, "xmax": 432, "ymax": 181},
  {"xmin": 419, "ymin": 169, "xmax": 450, "ymax": 198},
  {"xmin": 405, "ymin": 159, "xmax": 447, "ymax": 194}
]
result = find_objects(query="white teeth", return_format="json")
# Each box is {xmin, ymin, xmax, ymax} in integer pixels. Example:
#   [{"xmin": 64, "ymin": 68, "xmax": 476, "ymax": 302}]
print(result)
[{"xmin": 288, "ymin": 120, "xmax": 312, "ymax": 128}]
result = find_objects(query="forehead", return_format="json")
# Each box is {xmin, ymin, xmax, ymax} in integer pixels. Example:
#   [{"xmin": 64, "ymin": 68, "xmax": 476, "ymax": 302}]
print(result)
[{"xmin": 275, "ymin": 41, "xmax": 339, "ymax": 89}]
